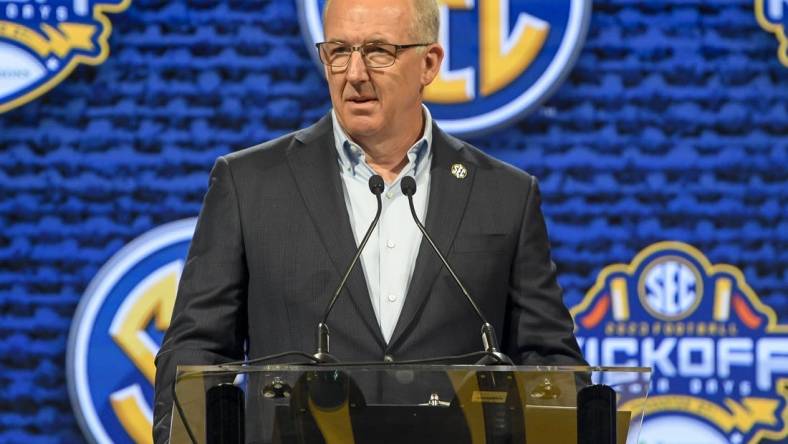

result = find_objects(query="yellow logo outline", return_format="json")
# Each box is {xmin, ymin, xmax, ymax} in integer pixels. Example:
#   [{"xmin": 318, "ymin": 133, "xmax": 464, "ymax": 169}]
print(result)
[
  {"xmin": 755, "ymin": 0, "xmax": 788, "ymax": 67},
  {"xmin": 0, "ymin": 0, "xmax": 131, "ymax": 114},
  {"xmin": 619, "ymin": 380, "xmax": 788, "ymax": 444}
]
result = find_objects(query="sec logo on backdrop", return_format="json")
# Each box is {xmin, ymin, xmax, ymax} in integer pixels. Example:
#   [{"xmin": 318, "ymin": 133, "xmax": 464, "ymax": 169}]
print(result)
[
  {"xmin": 297, "ymin": 0, "xmax": 591, "ymax": 136},
  {"xmin": 571, "ymin": 242, "xmax": 788, "ymax": 444},
  {"xmin": 67, "ymin": 219, "xmax": 196, "ymax": 443},
  {"xmin": 0, "ymin": 0, "xmax": 129, "ymax": 113}
]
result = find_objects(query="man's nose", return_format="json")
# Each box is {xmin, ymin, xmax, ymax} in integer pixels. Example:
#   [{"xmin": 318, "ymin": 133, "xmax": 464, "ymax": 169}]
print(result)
[{"xmin": 346, "ymin": 51, "xmax": 369, "ymax": 83}]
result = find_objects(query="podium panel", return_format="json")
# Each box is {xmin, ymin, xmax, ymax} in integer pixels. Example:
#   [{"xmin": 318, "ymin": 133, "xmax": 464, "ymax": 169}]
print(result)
[{"xmin": 171, "ymin": 365, "xmax": 651, "ymax": 444}]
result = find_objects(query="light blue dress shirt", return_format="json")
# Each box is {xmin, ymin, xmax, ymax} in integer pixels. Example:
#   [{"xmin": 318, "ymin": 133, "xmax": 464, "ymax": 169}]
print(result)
[{"xmin": 331, "ymin": 107, "xmax": 433, "ymax": 343}]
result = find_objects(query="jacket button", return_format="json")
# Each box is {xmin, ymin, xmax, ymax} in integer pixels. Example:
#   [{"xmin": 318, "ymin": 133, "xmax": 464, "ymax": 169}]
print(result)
[{"xmin": 383, "ymin": 354, "xmax": 394, "ymax": 362}]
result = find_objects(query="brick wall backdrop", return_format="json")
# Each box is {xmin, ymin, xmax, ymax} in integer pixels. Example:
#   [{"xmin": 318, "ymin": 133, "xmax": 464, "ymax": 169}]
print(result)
[{"xmin": 0, "ymin": 0, "xmax": 785, "ymax": 442}]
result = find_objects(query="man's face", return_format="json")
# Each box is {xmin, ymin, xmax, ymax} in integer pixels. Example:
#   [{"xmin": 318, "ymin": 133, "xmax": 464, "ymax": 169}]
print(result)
[{"xmin": 322, "ymin": 0, "xmax": 442, "ymax": 145}]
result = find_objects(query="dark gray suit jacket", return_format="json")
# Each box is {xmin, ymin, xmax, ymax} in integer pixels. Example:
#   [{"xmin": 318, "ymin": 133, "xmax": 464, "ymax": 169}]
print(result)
[{"xmin": 153, "ymin": 114, "xmax": 585, "ymax": 442}]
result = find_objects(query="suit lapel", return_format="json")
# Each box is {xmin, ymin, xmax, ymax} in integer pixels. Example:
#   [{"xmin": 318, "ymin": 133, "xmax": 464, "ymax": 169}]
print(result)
[
  {"xmin": 388, "ymin": 126, "xmax": 475, "ymax": 350},
  {"xmin": 287, "ymin": 116, "xmax": 386, "ymax": 349}
]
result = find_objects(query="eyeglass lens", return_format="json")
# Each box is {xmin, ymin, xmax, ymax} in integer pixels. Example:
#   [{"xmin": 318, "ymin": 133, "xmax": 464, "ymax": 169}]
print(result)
[{"xmin": 320, "ymin": 43, "xmax": 398, "ymax": 68}]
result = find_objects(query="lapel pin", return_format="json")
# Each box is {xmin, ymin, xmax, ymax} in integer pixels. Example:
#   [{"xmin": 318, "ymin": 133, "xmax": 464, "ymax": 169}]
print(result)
[{"xmin": 450, "ymin": 163, "xmax": 468, "ymax": 179}]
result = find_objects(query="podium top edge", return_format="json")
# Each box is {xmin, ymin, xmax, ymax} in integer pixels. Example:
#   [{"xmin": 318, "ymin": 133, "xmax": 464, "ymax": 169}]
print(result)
[{"xmin": 175, "ymin": 364, "xmax": 652, "ymax": 374}]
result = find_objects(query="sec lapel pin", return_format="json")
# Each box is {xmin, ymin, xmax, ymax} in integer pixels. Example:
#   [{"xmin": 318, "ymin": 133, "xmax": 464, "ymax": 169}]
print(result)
[{"xmin": 451, "ymin": 163, "xmax": 468, "ymax": 179}]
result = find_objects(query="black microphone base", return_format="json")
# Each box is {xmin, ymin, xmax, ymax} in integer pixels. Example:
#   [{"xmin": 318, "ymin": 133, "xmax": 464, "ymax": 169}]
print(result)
[
  {"xmin": 475, "ymin": 351, "xmax": 514, "ymax": 366},
  {"xmin": 312, "ymin": 352, "xmax": 339, "ymax": 364}
]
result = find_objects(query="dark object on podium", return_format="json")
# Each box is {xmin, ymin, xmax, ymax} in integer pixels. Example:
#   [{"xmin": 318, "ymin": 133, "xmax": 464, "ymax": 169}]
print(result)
[
  {"xmin": 274, "ymin": 403, "xmax": 472, "ymax": 444},
  {"xmin": 577, "ymin": 384, "xmax": 617, "ymax": 444},
  {"xmin": 272, "ymin": 370, "xmax": 475, "ymax": 444},
  {"xmin": 206, "ymin": 383, "xmax": 245, "ymax": 444}
]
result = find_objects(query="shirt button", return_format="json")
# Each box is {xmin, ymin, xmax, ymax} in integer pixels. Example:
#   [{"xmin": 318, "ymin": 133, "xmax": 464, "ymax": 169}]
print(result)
[
  {"xmin": 385, "ymin": 191, "xmax": 393, "ymax": 199},
  {"xmin": 386, "ymin": 239, "xmax": 395, "ymax": 249},
  {"xmin": 387, "ymin": 294, "xmax": 398, "ymax": 302}
]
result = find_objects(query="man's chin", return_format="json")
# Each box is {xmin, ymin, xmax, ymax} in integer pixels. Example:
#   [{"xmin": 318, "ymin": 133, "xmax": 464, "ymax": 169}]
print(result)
[{"xmin": 341, "ymin": 118, "xmax": 385, "ymax": 141}]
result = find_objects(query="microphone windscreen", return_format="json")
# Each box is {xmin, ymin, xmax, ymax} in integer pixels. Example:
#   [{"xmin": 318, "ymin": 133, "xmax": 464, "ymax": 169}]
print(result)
[
  {"xmin": 577, "ymin": 384, "xmax": 617, "ymax": 444},
  {"xmin": 401, "ymin": 176, "xmax": 417, "ymax": 196},
  {"xmin": 368, "ymin": 174, "xmax": 385, "ymax": 195},
  {"xmin": 206, "ymin": 383, "xmax": 244, "ymax": 444},
  {"xmin": 308, "ymin": 371, "xmax": 349, "ymax": 409}
]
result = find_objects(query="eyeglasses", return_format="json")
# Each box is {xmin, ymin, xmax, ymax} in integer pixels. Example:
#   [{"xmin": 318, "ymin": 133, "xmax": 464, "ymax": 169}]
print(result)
[{"xmin": 316, "ymin": 41, "xmax": 431, "ymax": 68}]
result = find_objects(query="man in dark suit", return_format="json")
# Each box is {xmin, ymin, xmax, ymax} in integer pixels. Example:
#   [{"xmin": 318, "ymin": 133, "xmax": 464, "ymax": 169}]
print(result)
[{"xmin": 153, "ymin": 0, "xmax": 585, "ymax": 441}]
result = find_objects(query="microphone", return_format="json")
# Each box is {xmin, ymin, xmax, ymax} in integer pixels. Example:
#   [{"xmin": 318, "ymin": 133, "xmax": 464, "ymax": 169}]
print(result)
[
  {"xmin": 577, "ymin": 384, "xmax": 617, "ymax": 444},
  {"xmin": 314, "ymin": 174, "xmax": 385, "ymax": 363},
  {"xmin": 400, "ymin": 176, "xmax": 513, "ymax": 365}
]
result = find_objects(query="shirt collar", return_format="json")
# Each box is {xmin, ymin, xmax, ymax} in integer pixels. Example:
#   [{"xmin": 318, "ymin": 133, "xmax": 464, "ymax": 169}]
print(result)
[{"xmin": 332, "ymin": 105, "xmax": 433, "ymax": 179}]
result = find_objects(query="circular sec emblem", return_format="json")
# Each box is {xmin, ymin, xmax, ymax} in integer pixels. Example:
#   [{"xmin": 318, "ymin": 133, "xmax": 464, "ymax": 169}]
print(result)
[
  {"xmin": 67, "ymin": 219, "xmax": 196, "ymax": 443},
  {"xmin": 638, "ymin": 256, "xmax": 703, "ymax": 321},
  {"xmin": 297, "ymin": 0, "xmax": 592, "ymax": 135}
]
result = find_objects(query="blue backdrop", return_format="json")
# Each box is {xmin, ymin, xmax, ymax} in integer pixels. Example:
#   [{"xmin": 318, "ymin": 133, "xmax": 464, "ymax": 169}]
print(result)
[{"xmin": 0, "ymin": 0, "xmax": 785, "ymax": 442}]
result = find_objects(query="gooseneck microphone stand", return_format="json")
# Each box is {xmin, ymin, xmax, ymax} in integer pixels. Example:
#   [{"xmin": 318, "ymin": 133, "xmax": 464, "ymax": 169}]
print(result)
[
  {"xmin": 400, "ymin": 176, "xmax": 513, "ymax": 365},
  {"xmin": 313, "ymin": 174, "xmax": 385, "ymax": 363}
]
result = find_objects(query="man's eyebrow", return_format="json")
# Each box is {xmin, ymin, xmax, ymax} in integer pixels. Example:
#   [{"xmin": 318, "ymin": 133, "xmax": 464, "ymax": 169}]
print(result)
[
  {"xmin": 323, "ymin": 36, "xmax": 392, "ymax": 44},
  {"xmin": 364, "ymin": 35, "xmax": 390, "ymax": 43}
]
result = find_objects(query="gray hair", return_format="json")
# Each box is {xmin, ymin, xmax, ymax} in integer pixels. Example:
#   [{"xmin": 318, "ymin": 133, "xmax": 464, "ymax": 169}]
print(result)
[{"xmin": 323, "ymin": 0, "xmax": 439, "ymax": 43}]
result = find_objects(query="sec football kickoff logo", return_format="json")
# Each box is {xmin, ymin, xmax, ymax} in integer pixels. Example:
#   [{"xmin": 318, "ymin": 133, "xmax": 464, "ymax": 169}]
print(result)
[
  {"xmin": 571, "ymin": 241, "xmax": 788, "ymax": 444},
  {"xmin": 755, "ymin": 0, "xmax": 788, "ymax": 67},
  {"xmin": 297, "ymin": 0, "xmax": 592, "ymax": 136},
  {"xmin": 67, "ymin": 219, "xmax": 196, "ymax": 444},
  {"xmin": 0, "ymin": 0, "xmax": 130, "ymax": 114}
]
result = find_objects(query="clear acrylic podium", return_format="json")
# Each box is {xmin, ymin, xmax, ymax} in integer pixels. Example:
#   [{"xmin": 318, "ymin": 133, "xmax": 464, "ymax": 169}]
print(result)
[{"xmin": 170, "ymin": 364, "xmax": 651, "ymax": 444}]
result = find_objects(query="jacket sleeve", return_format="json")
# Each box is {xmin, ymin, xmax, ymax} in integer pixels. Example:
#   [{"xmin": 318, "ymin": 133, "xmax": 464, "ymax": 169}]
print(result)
[
  {"xmin": 153, "ymin": 156, "xmax": 248, "ymax": 444},
  {"xmin": 507, "ymin": 175, "xmax": 587, "ymax": 366}
]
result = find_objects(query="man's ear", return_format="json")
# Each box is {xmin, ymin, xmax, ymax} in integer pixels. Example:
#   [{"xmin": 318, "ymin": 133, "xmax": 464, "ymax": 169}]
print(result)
[{"xmin": 421, "ymin": 44, "xmax": 444, "ymax": 86}]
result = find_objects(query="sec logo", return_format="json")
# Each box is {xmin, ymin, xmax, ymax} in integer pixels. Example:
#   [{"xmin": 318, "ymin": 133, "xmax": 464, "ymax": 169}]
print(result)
[
  {"xmin": 572, "ymin": 241, "xmax": 788, "ymax": 444},
  {"xmin": 67, "ymin": 219, "xmax": 196, "ymax": 443},
  {"xmin": 639, "ymin": 257, "xmax": 702, "ymax": 321},
  {"xmin": 297, "ymin": 0, "xmax": 592, "ymax": 135},
  {"xmin": 0, "ymin": 0, "xmax": 130, "ymax": 114}
]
